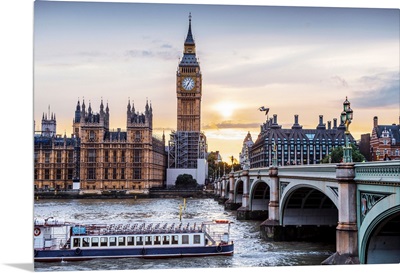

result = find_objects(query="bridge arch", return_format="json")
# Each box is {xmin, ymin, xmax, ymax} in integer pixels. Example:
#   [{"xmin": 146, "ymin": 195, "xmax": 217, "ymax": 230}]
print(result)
[
  {"xmin": 223, "ymin": 179, "xmax": 230, "ymax": 199},
  {"xmin": 234, "ymin": 179, "xmax": 243, "ymax": 204},
  {"xmin": 217, "ymin": 181, "xmax": 222, "ymax": 197},
  {"xmin": 249, "ymin": 179, "xmax": 270, "ymax": 211},
  {"xmin": 359, "ymin": 194, "xmax": 400, "ymax": 264},
  {"xmin": 280, "ymin": 184, "xmax": 338, "ymax": 227}
]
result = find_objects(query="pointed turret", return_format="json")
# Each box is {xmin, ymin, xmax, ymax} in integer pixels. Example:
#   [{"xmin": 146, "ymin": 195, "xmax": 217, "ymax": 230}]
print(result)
[
  {"xmin": 127, "ymin": 99, "xmax": 131, "ymax": 113},
  {"xmin": 100, "ymin": 98, "xmax": 104, "ymax": 113},
  {"xmin": 82, "ymin": 99, "xmax": 86, "ymax": 118},
  {"xmin": 145, "ymin": 99, "xmax": 150, "ymax": 115},
  {"xmin": 76, "ymin": 99, "xmax": 81, "ymax": 111}
]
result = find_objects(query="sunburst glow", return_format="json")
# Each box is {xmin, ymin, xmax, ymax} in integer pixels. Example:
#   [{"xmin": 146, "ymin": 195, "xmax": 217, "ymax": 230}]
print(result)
[{"xmin": 213, "ymin": 101, "xmax": 239, "ymax": 118}]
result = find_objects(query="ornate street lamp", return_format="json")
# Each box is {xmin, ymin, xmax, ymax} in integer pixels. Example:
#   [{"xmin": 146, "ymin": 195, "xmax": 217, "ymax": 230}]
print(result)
[
  {"xmin": 230, "ymin": 155, "xmax": 234, "ymax": 172},
  {"xmin": 341, "ymin": 96, "xmax": 353, "ymax": 163}
]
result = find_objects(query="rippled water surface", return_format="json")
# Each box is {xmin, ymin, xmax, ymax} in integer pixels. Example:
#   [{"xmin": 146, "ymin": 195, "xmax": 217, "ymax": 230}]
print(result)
[{"xmin": 34, "ymin": 198, "xmax": 335, "ymax": 271}]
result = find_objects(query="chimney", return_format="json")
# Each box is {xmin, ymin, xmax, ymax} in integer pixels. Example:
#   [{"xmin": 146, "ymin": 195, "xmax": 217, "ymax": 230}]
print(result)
[
  {"xmin": 317, "ymin": 115, "xmax": 326, "ymax": 129},
  {"xmin": 328, "ymin": 121, "xmax": 331, "ymax": 130},
  {"xmin": 292, "ymin": 114, "xmax": 302, "ymax": 129},
  {"xmin": 333, "ymin": 118, "xmax": 337, "ymax": 129},
  {"xmin": 273, "ymin": 114, "xmax": 278, "ymax": 124},
  {"xmin": 373, "ymin": 116, "xmax": 378, "ymax": 128}
]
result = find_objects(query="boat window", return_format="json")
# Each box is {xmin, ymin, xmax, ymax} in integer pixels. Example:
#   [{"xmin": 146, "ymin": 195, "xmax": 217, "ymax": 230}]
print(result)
[
  {"xmin": 154, "ymin": 236, "xmax": 161, "ymax": 245},
  {"xmin": 145, "ymin": 236, "xmax": 152, "ymax": 245},
  {"xmin": 91, "ymin": 237, "xmax": 99, "ymax": 247},
  {"xmin": 136, "ymin": 236, "xmax": 143, "ymax": 246},
  {"xmin": 182, "ymin": 235, "xmax": 189, "ymax": 244},
  {"xmin": 162, "ymin": 235, "xmax": 170, "ymax": 245},
  {"xmin": 193, "ymin": 235, "xmax": 201, "ymax": 244},
  {"xmin": 100, "ymin": 237, "xmax": 108, "ymax": 247},
  {"xmin": 109, "ymin": 237, "xmax": 117, "ymax": 246},
  {"xmin": 172, "ymin": 235, "xmax": 179, "ymax": 245},
  {"xmin": 82, "ymin": 237, "xmax": 90, "ymax": 247},
  {"xmin": 118, "ymin": 237, "xmax": 126, "ymax": 246},
  {"xmin": 127, "ymin": 236, "xmax": 134, "ymax": 246},
  {"xmin": 73, "ymin": 238, "xmax": 80, "ymax": 248}
]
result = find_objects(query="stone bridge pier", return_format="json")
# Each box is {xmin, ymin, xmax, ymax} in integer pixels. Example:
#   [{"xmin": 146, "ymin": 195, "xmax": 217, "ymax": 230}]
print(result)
[
  {"xmin": 225, "ymin": 172, "xmax": 241, "ymax": 210},
  {"xmin": 325, "ymin": 163, "xmax": 359, "ymax": 264}
]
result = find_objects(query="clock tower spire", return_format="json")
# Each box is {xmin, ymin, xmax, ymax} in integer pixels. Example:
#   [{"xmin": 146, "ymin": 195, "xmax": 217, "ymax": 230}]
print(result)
[{"xmin": 184, "ymin": 12, "xmax": 195, "ymax": 54}]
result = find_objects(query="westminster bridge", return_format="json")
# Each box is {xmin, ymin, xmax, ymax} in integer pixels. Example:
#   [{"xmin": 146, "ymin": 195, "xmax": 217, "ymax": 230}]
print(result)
[{"xmin": 212, "ymin": 161, "xmax": 400, "ymax": 265}]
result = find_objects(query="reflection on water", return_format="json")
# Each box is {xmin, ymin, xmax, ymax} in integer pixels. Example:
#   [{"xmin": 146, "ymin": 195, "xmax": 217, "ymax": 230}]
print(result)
[{"xmin": 34, "ymin": 198, "xmax": 335, "ymax": 271}]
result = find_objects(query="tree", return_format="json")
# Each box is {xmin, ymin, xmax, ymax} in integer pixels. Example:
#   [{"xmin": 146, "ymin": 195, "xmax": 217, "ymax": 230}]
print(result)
[
  {"xmin": 175, "ymin": 174, "xmax": 198, "ymax": 189},
  {"xmin": 207, "ymin": 152, "xmax": 218, "ymax": 180},
  {"xmin": 322, "ymin": 144, "xmax": 366, "ymax": 163}
]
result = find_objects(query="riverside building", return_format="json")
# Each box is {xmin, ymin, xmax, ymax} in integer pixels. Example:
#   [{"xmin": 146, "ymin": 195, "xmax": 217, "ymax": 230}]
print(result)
[
  {"xmin": 34, "ymin": 100, "xmax": 167, "ymax": 193},
  {"xmin": 370, "ymin": 116, "xmax": 400, "ymax": 161},
  {"xmin": 250, "ymin": 112, "xmax": 356, "ymax": 168}
]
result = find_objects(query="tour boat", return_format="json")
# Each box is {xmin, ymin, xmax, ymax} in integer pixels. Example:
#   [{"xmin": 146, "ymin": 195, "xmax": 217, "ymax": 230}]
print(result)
[{"xmin": 33, "ymin": 217, "xmax": 234, "ymax": 262}]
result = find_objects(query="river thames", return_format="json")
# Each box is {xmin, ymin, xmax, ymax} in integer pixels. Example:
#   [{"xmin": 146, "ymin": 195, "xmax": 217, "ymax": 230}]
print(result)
[{"xmin": 34, "ymin": 198, "xmax": 335, "ymax": 271}]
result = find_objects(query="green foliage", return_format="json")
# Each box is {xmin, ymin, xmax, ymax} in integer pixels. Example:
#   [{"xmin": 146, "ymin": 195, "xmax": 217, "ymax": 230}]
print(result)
[
  {"xmin": 207, "ymin": 152, "xmax": 241, "ymax": 181},
  {"xmin": 322, "ymin": 144, "xmax": 366, "ymax": 163},
  {"xmin": 175, "ymin": 174, "xmax": 198, "ymax": 188}
]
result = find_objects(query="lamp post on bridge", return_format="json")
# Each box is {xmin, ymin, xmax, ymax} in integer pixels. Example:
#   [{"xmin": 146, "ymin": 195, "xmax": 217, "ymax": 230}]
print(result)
[
  {"xmin": 230, "ymin": 155, "xmax": 234, "ymax": 172},
  {"xmin": 341, "ymin": 97, "xmax": 353, "ymax": 163}
]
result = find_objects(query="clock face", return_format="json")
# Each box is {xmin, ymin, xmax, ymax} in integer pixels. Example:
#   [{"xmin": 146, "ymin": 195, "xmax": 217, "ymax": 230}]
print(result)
[{"xmin": 182, "ymin": 77, "xmax": 195, "ymax": 91}]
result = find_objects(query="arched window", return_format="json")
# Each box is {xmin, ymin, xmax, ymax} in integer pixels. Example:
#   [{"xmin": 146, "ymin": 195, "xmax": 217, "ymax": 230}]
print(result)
[{"xmin": 89, "ymin": 130, "xmax": 95, "ymax": 140}]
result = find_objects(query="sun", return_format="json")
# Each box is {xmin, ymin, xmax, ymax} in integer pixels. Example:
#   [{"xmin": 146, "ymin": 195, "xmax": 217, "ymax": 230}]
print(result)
[{"xmin": 214, "ymin": 101, "xmax": 238, "ymax": 119}]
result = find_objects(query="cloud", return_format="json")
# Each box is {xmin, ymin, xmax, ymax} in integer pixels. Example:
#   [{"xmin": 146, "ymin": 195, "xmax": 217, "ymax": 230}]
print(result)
[
  {"xmin": 203, "ymin": 120, "xmax": 261, "ymax": 130},
  {"xmin": 331, "ymin": 75, "xmax": 348, "ymax": 88},
  {"xmin": 125, "ymin": 50, "xmax": 154, "ymax": 58},
  {"xmin": 124, "ymin": 49, "xmax": 179, "ymax": 60},
  {"xmin": 161, "ymin": 44, "xmax": 173, "ymax": 49},
  {"xmin": 352, "ymin": 71, "xmax": 399, "ymax": 108},
  {"xmin": 77, "ymin": 51, "xmax": 107, "ymax": 57}
]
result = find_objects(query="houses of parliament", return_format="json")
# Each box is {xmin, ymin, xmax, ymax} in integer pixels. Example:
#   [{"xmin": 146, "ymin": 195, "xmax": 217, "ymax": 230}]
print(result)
[{"xmin": 34, "ymin": 100, "xmax": 166, "ymax": 192}]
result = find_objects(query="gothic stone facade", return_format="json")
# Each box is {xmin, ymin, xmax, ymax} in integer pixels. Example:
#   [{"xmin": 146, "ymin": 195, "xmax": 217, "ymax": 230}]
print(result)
[{"xmin": 34, "ymin": 100, "xmax": 167, "ymax": 192}]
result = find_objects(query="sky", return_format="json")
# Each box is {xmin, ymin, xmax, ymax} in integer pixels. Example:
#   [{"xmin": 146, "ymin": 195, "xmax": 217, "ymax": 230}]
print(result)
[
  {"xmin": 1, "ymin": 1, "xmax": 400, "ymax": 272},
  {"xmin": 32, "ymin": 0, "xmax": 400, "ymax": 162}
]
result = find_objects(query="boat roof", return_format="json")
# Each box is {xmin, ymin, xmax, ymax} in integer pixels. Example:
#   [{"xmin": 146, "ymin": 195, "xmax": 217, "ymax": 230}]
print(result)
[{"xmin": 34, "ymin": 218, "xmax": 232, "ymax": 236}]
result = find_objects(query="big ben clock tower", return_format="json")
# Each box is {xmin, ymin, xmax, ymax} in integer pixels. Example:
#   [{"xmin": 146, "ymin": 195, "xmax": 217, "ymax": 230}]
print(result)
[
  {"xmin": 167, "ymin": 13, "xmax": 208, "ymax": 185},
  {"xmin": 176, "ymin": 13, "xmax": 202, "ymax": 132}
]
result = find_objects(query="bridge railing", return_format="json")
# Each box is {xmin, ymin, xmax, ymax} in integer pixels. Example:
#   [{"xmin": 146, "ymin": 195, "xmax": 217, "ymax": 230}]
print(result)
[
  {"xmin": 355, "ymin": 160, "xmax": 400, "ymax": 184},
  {"xmin": 223, "ymin": 161, "xmax": 400, "ymax": 185},
  {"xmin": 277, "ymin": 163, "xmax": 337, "ymax": 179}
]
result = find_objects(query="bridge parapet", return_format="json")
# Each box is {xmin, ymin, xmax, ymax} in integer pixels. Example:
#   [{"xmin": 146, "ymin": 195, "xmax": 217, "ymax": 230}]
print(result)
[
  {"xmin": 277, "ymin": 164, "xmax": 337, "ymax": 181},
  {"xmin": 355, "ymin": 160, "xmax": 400, "ymax": 184}
]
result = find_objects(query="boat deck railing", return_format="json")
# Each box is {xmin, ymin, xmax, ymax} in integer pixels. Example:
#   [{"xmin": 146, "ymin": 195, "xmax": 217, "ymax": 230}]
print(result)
[{"xmin": 77, "ymin": 222, "xmax": 203, "ymax": 236}]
